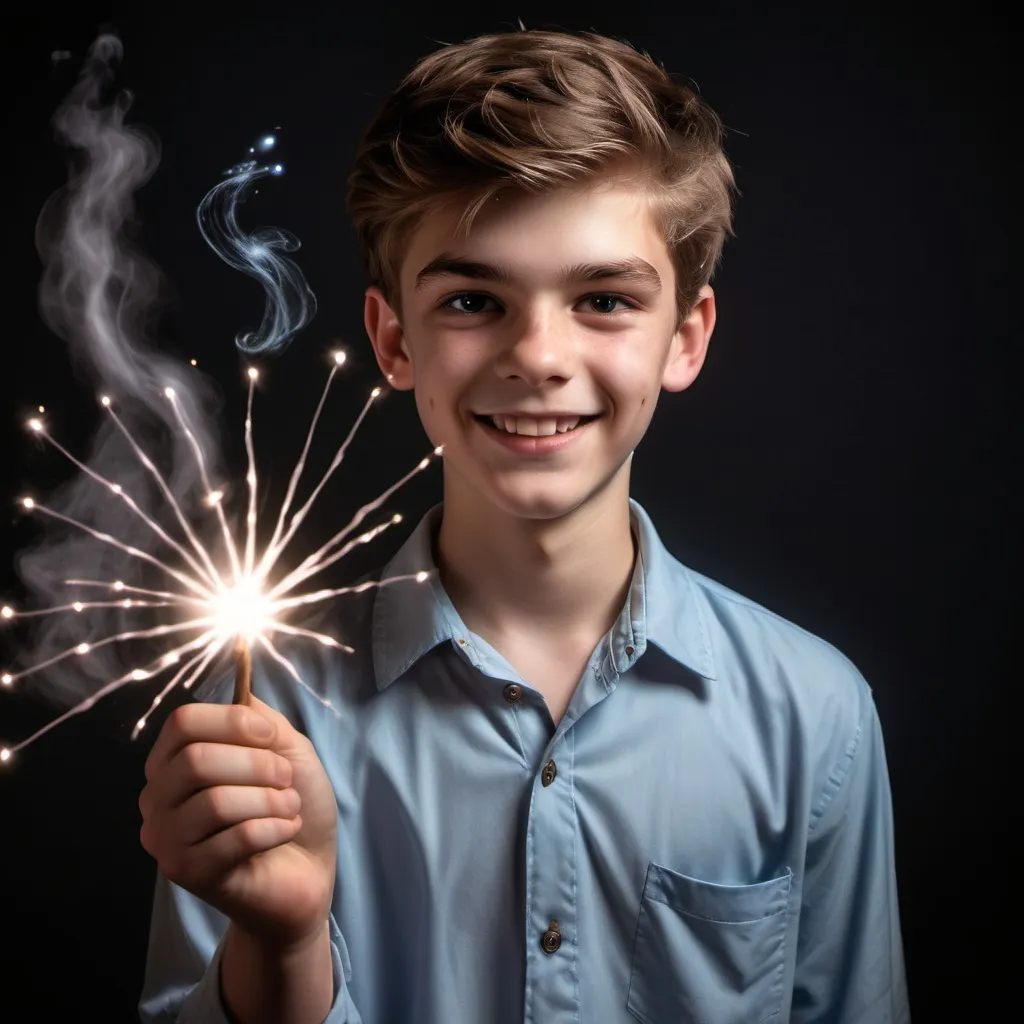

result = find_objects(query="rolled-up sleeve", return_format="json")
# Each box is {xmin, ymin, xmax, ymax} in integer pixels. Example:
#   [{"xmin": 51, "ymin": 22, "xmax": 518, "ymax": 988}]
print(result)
[
  {"xmin": 138, "ymin": 871, "xmax": 361, "ymax": 1023},
  {"xmin": 791, "ymin": 694, "xmax": 911, "ymax": 1023}
]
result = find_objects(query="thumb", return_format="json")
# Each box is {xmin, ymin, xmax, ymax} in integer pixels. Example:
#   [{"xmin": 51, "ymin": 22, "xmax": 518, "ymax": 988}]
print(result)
[{"xmin": 244, "ymin": 694, "xmax": 310, "ymax": 761}]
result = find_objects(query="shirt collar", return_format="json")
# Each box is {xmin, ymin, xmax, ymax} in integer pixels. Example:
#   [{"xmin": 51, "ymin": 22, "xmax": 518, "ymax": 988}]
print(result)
[{"xmin": 371, "ymin": 497, "xmax": 716, "ymax": 691}]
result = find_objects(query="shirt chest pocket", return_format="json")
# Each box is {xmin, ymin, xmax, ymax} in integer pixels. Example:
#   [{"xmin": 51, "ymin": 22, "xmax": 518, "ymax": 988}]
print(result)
[{"xmin": 627, "ymin": 862, "xmax": 792, "ymax": 1024}]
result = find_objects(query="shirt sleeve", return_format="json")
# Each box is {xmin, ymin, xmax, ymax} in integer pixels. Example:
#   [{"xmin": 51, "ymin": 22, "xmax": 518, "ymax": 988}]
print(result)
[
  {"xmin": 137, "ymin": 869, "xmax": 362, "ymax": 1023},
  {"xmin": 791, "ymin": 691, "xmax": 911, "ymax": 1023}
]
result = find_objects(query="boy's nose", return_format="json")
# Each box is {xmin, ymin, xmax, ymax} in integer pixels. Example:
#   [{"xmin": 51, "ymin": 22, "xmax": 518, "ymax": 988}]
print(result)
[{"xmin": 495, "ymin": 324, "xmax": 578, "ymax": 386}]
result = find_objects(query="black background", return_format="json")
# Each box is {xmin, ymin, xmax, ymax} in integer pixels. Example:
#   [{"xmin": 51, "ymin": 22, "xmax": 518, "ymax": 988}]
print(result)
[{"xmin": 0, "ymin": 6, "xmax": 1010, "ymax": 1020}]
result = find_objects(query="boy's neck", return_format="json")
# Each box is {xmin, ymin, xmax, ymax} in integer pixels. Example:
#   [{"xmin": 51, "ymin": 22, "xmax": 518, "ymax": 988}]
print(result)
[{"xmin": 433, "ymin": 476, "xmax": 638, "ymax": 652}]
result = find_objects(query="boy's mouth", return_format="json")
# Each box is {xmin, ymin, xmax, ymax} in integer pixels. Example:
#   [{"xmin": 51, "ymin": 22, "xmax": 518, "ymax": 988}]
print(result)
[{"xmin": 472, "ymin": 413, "xmax": 601, "ymax": 438}]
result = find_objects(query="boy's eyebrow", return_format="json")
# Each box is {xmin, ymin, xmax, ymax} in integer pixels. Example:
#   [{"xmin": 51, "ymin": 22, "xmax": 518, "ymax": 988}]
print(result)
[{"xmin": 413, "ymin": 253, "xmax": 663, "ymax": 292}]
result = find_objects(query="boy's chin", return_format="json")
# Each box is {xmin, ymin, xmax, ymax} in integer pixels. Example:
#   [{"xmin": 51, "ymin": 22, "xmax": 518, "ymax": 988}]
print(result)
[{"xmin": 470, "ymin": 472, "xmax": 629, "ymax": 524}]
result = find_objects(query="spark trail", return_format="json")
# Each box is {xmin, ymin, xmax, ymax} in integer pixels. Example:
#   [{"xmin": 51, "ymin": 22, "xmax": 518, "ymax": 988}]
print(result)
[{"xmin": 1, "ymin": 354, "xmax": 443, "ymax": 762}]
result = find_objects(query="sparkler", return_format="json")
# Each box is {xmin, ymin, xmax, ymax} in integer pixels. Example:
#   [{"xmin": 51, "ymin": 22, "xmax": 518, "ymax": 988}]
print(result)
[
  {"xmin": 1, "ymin": 353, "xmax": 443, "ymax": 763},
  {"xmin": 2, "ymin": 35, "xmax": 444, "ymax": 765}
]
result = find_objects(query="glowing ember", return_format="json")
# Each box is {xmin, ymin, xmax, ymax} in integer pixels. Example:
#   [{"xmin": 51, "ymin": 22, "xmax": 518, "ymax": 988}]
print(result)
[{"xmin": 209, "ymin": 576, "xmax": 271, "ymax": 643}]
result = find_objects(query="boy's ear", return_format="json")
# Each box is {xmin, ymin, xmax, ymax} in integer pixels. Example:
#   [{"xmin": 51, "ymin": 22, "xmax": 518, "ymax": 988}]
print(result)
[
  {"xmin": 364, "ymin": 286, "xmax": 413, "ymax": 390},
  {"xmin": 661, "ymin": 285, "xmax": 717, "ymax": 393}
]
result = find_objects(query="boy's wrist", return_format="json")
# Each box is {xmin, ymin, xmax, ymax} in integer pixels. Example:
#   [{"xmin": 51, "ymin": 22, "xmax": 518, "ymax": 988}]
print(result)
[
  {"xmin": 221, "ymin": 918, "xmax": 333, "ymax": 1024},
  {"xmin": 230, "ymin": 914, "xmax": 331, "ymax": 957}
]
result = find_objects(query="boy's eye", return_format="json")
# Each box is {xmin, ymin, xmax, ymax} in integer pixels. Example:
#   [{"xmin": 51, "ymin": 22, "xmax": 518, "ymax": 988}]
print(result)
[
  {"xmin": 586, "ymin": 295, "xmax": 632, "ymax": 314},
  {"xmin": 439, "ymin": 292, "xmax": 637, "ymax": 315},
  {"xmin": 442, "ymin": 293, "xmax": 497, "ymax": 315}
]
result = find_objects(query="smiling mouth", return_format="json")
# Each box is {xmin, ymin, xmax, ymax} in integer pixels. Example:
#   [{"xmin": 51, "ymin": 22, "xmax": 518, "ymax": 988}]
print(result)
[{"xmin": 472, "ymin": 413, "xmax": 601, "ymax": 437}]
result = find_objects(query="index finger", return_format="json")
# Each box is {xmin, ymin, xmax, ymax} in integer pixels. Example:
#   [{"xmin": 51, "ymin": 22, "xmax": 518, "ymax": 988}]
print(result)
[{"xmin": 144, "ymin": 702, "xmax": 275, "ymax": 783}]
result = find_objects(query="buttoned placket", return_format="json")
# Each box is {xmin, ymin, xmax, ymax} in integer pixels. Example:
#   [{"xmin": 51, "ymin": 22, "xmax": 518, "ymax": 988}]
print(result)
[
  {"xmin": 520, "ymin": 695, "xmax": 580, "ymax": 1023},
  {"xmin": 452, "ymin": 628, "xmax": 638, "ymax": 1024},
  {"xmin": 454, "ymin": 633, "xmax": 583, "ymax": 1021}
]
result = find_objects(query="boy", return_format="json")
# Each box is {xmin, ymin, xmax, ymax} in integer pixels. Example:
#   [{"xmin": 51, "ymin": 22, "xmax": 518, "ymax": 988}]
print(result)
[{"xmin": 138, "ymin": 27, "xmax": 910, "ymax": 1024}]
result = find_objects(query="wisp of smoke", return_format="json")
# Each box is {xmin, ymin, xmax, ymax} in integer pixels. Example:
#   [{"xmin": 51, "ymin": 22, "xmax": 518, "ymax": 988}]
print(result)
[
  {"xmin": 34, "ymin": 34, "xmax": 217, "ymax": 452},
  {"xmin": 11, "ymin": 33, "xmax": 310, "ymax": 712},
  {"xmin": 197, "ymin": 134, "xmax": 317, "ymax": 355}
]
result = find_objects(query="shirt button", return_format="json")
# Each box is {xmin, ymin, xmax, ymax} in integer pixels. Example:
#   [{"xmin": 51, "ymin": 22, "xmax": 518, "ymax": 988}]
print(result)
[
  {"xmin": 541, "ymin": 919, "xmax": 561, "ymax": 954},
  {"xmin": 625, "ymin": 645, "xmax": 635, "ymax": 656},
  {"xmin": 502, "ymin": 683, "xmax": 522, "ymax": 703},
  {"xmin": 541, "ymin": 759, "xmax": 557, "ymax": 786}
]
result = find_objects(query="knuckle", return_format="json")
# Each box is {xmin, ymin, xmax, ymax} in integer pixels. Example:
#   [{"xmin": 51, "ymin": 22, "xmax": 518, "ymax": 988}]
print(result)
[
  {"xmin": 237, "ymin": 817, "xmax": 264, "ymax": 849},
  {"xmin": 175, "ymin": 701, "xmax": 205, "ymax": 727},
  {"xmin": 180, "ymin": 742, "xmax": 209, "ymax": 783},
  {"xmin": 164, "ymin": 704, "xmax": 192, "ymax": 741},
  {"xmin": 204, "ymin": 786, "xmax": 229, "ymax": 823}
]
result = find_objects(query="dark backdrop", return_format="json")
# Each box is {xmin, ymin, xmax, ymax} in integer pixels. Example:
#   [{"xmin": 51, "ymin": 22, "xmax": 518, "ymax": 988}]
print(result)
[{"xmin": 0, "ymin": 6, "xmax": 1010, "ymax": 1020}]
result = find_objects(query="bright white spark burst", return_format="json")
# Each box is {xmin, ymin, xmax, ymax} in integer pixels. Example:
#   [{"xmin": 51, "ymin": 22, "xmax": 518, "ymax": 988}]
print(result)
[{"xmin": 0, "ymin": 350, "xmax": 442, "ymax": 763}]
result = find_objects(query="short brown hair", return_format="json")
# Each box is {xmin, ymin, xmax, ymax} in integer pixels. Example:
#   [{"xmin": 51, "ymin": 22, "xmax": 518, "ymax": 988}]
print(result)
[{"xmin": 347, "ymin": 28, "xmax": 738, "ymax": 328}]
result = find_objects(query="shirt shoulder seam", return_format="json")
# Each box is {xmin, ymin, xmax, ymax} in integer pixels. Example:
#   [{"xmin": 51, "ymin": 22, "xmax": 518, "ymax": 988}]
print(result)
[{"xmin": 688, "ymin": 571, "xmax": 876, "ymax": 696}]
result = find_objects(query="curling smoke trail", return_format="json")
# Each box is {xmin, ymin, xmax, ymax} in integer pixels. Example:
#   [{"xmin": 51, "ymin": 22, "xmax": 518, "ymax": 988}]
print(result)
[
  {"xmin": 15, "ymin": 33, "xmax": 224, "ymax": 710},
  {"xmin": 196, "ymin": 133, "xmax": 317, "ymax": 355},
  {"xmin": 35, "ymin": 33, "xmax": 217, "ymax": 455}
]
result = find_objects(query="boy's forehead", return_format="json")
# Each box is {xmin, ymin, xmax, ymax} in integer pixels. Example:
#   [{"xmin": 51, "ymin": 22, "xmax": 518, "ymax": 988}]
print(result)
[{"xmin": 401, "ymin": 184, "xmax": 667, "ymax": 286}]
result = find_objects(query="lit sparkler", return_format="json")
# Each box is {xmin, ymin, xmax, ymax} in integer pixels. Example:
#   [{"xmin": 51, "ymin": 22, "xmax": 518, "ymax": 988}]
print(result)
[
  {"xmin": 0, "ymin": 354, "xmax": 443, "ymax": 763},
  {"xmin": 1, "ymin": 36, "xmax": 440, "ymax": 764}
]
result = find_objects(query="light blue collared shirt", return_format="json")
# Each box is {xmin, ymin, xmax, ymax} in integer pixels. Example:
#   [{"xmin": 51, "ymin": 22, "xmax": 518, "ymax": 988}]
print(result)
[{"xmin": 139, "ymin": 498, "xmax": 909, "ymax": 1023}]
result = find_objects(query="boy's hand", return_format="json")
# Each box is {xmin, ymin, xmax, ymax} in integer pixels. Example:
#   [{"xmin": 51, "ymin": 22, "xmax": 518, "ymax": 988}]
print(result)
[{"xmin": 138, "ymin": 695, "xmax": 337, "ymax": 951}]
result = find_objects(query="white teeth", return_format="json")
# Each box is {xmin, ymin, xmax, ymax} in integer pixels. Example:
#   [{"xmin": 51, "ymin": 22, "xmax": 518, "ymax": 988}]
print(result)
[{"xmin": 490, "ymin": 415, "xmax": 582, "ymax": 436}]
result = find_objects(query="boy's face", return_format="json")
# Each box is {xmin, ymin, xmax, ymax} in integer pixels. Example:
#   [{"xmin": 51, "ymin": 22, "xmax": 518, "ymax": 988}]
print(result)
[{"xmin": 364, "ymin": 182, "xmax": 715, "ymax": 523}]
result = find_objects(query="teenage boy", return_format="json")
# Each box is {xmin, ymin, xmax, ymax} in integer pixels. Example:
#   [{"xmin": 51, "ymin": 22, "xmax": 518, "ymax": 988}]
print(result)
[{"xmin": 139, "ymin": 28, "xmax": 910, "ymax": 1024}]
